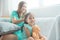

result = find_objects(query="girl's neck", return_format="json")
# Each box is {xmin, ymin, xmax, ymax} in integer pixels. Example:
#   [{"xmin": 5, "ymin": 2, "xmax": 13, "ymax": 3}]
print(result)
[{"xmin": 28, "ymin": 23, "xmax": 35, "ymax": 27}]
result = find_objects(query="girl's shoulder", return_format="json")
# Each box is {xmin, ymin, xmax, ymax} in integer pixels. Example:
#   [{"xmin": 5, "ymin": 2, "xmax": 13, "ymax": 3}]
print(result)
[
  {"xmin": 24, "ymin": 24, "xmax": 32, "ymax": 29},
  {"xmin": 24, "ymin": 24, "xmax": 30, "ymax": 27}
]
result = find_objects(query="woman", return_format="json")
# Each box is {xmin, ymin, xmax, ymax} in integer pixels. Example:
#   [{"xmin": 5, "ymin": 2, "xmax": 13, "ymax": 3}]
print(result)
[
  {"xmin": 1, "ymin": 1, "xmax": 27, "ymax": 40},
  {"xmin": 10, "ymin": 1, "xmax": 27, "ymax": 40}
]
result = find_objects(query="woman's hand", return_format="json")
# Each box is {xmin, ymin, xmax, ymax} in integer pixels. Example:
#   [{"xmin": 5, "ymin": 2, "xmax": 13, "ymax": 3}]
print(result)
[{"xmin": 21, "ymin": 17, "xmax": 25, "ymax": 21}]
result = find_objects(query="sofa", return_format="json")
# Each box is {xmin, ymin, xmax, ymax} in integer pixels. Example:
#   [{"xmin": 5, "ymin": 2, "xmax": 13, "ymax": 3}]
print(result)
[{"xmin": 0, "ymin": 17, "xmax": 59, "ymax": 40}]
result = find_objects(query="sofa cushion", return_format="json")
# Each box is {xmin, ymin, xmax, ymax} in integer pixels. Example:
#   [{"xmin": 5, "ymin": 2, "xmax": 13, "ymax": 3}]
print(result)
[
  {"xmin": 35, "ymin": 18, "xmax": 56, "ymax": 37},
  {"xmin": 0, "ymin": 18, "xmax": 10, "ymax": 22}
]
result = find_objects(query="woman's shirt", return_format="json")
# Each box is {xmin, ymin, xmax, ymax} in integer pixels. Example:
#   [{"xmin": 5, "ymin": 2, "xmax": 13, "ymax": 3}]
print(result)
[
  {"xmin": 10, "ymin": 11, "xmax": 24, "ymax": 40},
  {"xmin": 10, "ymin": 11, "xmax": 24, "ymax": 27}
]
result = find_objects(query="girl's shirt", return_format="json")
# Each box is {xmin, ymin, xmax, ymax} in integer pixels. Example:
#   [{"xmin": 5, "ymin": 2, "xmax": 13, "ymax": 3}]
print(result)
[{"xmin": 22, "ymin": 24, "xmax": 32, "ymax": 39}]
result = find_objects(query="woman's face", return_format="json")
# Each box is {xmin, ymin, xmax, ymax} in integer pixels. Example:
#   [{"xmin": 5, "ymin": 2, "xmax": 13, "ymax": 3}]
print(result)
[
  {"xmin": 20, "ymin": 4, "xmax": 27, "ymax": 13},
  {"xmin": 26, "ymin": 14, "xmax": 35, "ymax": 26}
]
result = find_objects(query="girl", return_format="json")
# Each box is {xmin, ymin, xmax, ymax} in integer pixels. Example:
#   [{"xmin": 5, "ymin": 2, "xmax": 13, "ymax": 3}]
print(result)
[{"xmin": 23, "ymin": 12, "xmax": 46, "ymax": 40}]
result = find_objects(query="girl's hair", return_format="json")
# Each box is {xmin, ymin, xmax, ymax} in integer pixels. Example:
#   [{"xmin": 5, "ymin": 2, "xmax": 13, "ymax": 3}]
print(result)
[
  {"xmin": 24, "ymin": 12, "xmax": 31, "ymax": 24},
  {"xmin": 21, "ymin": 13, "xmax": 31, "ymax": 32},
  {"xmin": 17, "ymin": 1, "xmax": 26, "ymax": 18}
]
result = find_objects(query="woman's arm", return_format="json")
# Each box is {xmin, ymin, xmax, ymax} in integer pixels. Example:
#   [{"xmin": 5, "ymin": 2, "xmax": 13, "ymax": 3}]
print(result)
[
  {"xmin": 24, "ymin": 27, "xmax": 31, "ymax": 37},
  {"xmin": 11, "ymin": 11, "xmax": 24, "ymax": 24},
  {"xmin": 12, "ymin": 18, "xmax": 24, "ymax": 24}
]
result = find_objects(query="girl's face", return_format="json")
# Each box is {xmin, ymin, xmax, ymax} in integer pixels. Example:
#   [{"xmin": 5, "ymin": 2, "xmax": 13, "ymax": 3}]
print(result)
[{"xmin": 26, "ymin": 14, "xmax": 35, "ymax": 26}]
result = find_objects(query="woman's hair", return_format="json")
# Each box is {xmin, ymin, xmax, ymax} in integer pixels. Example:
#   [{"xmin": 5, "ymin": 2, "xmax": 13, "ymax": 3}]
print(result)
[
  {"xmin": 18, "ymin": 1, "xmax": 26, "ymax": 9},
  {"xmin": 17, "ymin": 1, "xmax": 26, "ymax": 18},
  {"xmin": 24, "ymin": 12, "xmax": 31, "ymax": 24}
]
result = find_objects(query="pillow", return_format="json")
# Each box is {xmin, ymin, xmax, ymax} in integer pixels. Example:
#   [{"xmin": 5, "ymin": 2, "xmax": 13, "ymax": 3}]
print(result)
[
  {"xmin": 0, "ymin": 18, "xmax": 10, "ymax": 22},
  {"xmin": 0, "ymin": 22, "xmax": 21, "ymax": 35}
]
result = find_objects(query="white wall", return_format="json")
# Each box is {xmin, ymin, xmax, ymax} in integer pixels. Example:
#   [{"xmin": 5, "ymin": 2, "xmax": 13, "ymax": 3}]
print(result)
[
  {"xmin": 0, "ymin": 0, "xmax": 9, "ymax": 16},
  {"xmin": 0, "ymin": 0, "xmax": 60, "ymax": 17},
  {"xmin": 29, "ymin": 4, "xmax": 60, "ymax": 17},
  {"xmin": 0, "ymin": 0, "xmax": 3, "ymax": 16}
]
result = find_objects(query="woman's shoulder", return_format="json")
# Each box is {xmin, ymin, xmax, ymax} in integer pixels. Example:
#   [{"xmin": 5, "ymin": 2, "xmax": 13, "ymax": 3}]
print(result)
[
  {"xmin": 12, "ymin": 11, "xmax": 18, "ymax": 15},
  {"xmin": 12, "ymin": 11, "xmax": 17, "ymax": 13}
]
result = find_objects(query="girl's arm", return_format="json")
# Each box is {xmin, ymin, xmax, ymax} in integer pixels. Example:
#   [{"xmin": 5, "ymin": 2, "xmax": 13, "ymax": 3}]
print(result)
[
  {"xmin": 24, "ymin": 27, "xmax": 31, "ymax": 37},
  {"xmin": 32, "ymin": 32, "xmax": 37, "ymax": 39}
]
